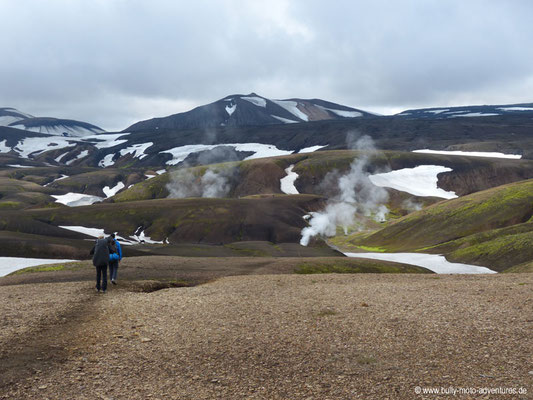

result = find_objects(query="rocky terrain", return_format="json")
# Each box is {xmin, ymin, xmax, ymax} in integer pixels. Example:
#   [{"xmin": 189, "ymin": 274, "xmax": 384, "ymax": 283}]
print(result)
[{"xmin": 1, "ymin": 268, "xmax": 531, "ymax": 399}]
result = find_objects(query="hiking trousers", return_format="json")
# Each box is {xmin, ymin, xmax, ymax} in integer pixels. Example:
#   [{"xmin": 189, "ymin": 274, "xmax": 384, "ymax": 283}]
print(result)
[
  {"xmin": 96, "ymin": 263, "xmax": 108, "ymax": 291},
  {"xmin": 109, "ymin": 260, "xmax": 119, "ymax": 281}
]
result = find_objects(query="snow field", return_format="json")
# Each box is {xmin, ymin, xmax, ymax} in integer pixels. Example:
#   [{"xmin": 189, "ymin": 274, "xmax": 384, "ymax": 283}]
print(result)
[
  {"xmin": 0, "ymin": 257, "xmax": 79, "ymax": 277},
  {"xmin": 280, "ymin": 165, "xmax": 299, "ymax": 194},
  {"xmin": 368, "ymin": 165, "xmax": 457, "ymax": 199},
  {"xmin": 344, "ymin": 252, "xmax": 496, "ymax": 274},
  {"xmin": 413, "ymin": 149, "xmax": 522, "ymax": 159}
]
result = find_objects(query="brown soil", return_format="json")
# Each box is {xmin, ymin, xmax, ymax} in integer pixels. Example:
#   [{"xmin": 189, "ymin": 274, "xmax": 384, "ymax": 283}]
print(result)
[
  {"xmin": 0, "ymin": 255, "xmax": 426, "ymax": 287},
  {"xmin": 0, "ymin": 261, "xmax": 531, "ymax": 399}
]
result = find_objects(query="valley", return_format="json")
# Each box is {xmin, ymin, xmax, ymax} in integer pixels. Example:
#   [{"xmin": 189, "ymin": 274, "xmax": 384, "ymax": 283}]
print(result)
[{"xmin": 1, "ymin": 95, "xmax": 532, "ymax": 399}]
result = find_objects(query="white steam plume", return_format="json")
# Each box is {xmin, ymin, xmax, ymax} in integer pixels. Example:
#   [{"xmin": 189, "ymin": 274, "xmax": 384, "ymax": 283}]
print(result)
[
  {"xmin": 166, "ymin": 167, "xmax": 235, "ymax": 198},
  {"xmin": 300, "ymin": 134, "xmax": 389, "ymax": 246}
]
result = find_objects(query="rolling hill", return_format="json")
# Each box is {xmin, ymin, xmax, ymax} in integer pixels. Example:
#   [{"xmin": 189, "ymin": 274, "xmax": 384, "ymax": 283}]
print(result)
[{"xmin": 343, "ymin": 178, "xmax": 533, "ymax": 271}]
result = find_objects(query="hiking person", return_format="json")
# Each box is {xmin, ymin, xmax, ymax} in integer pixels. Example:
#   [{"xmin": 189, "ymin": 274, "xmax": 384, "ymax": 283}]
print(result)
[
  {"xmin": 90, "ymin": 235, "xmax": 111, "ymax": 293},
  {"xmin": 108, "ymin": 233, "xmax": 122, "ymax": 285}
]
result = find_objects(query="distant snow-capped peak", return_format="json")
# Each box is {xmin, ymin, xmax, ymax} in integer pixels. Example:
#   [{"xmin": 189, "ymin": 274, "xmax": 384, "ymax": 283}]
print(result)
[
  {"xmin": 0, "ymin": 107, "xmax": 35, "ymax": 127},
  {"xmin": 8, "ymin": 117, "xmax": 105, "ymax": 137},
  {"xmin": 125, "ymin": 92, "xmax": 375, "ymax": 132}
]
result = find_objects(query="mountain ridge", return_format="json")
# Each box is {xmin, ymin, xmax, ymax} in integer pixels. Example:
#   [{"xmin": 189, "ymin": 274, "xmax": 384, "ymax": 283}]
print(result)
[{"xmin": 125, "ymin": 93, "xmax": 376, "ymax": 132}]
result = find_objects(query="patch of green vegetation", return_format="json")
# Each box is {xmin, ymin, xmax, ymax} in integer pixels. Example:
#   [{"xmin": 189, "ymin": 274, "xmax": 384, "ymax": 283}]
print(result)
[
  {"xmin": 223, "ymin": 244, "xmax": 269, "ymax": 257},
  {"xmin": 294, "ymin": 260, "xmax": 431, "ymax": 274},
  {"xmin": 10, "ymin": 262, "xmax": 85, "ymax": 275},
  {"xmin": 355, "ymin": 245, "xmax": 387, "ymax": 252},
  {"xmin": 446, "ymin": 229, "xmax": 533, "ymax": 272},
  {"xmin": 356, "ymin": 356, "xmax": 377, "ymax": 365},
  {"xmin": 315, "ymin": 308, "xmax": 338, "ymax": 317},
  {"xmin": 502, "ymin": 261, "xmax": 533, "ymax": 273},
  {"xmin": 0, "ymin": 201, "xmax": 22, "ymax": 209}
]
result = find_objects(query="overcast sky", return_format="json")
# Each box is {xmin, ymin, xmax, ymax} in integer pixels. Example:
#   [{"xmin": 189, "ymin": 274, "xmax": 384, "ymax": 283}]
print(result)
[{"xmin": 1, "ymin": 0, "xmax": 532, "ymax": 131}]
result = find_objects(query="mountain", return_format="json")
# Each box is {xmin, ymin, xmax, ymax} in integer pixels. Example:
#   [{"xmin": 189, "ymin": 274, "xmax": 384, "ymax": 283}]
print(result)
[
  {"xmin": 0, "ymin": 108, "xmax": 34, "ymax": 126},
  {"xmin": 8, "ymin": 117, "xmax": 105, "ymax": 137},
  {"xmin": 125, "ymin": 93, "xmax": 376, "ymax": 131},
  {"xmin": 1, "ymin": 96, "xmax": 533, "ymax": 171},
  {"xmin": 395, "ymin": 102, "xmax": 533, "ymax": 119},
  {"xmin": 1, "ymin": 107, "xmax": 105, "ymax": 136}
]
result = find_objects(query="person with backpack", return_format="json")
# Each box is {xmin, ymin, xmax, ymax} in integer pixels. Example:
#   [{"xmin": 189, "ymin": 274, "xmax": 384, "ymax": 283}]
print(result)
[
  {"xmin": 108, "ymin": 233, "xmax": 122, "ymax": 285},
  {"xmin": 90, "ymin": 235, "xmax": 112, "ymax": 293}
]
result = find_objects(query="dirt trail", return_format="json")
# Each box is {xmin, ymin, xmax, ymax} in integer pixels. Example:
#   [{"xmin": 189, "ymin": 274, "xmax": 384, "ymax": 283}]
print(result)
[
  {"xmin": 0, "ymin": 282, "xmax": 97, "ymax": 390},
  {"xmin": 1, "ymin": 273, "xmax": 532, "ymax": 399}
]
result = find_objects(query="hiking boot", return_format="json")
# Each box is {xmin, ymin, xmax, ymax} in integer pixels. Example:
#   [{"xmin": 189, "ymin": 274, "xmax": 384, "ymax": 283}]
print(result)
[{"xmin": 111, "ymin": 280, "xmax": 117, "ymax": 285}]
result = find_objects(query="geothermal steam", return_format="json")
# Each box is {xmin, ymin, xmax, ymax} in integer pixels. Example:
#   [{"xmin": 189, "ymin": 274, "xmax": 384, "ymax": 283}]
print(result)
[
  {"xmin": 166, "ymin": 145, "xmax": 241, "ymax": 198},
  {"xmin": 300, "ymin": 135, "xmax": 389, "ymax": 246},
  {"xmin": 166, "ymin": 167, "xmax": 236, "ymax": 198}
]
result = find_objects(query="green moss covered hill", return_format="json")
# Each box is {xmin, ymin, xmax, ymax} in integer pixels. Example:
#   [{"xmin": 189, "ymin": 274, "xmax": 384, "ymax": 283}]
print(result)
[{"xmin": 345, "ymin": 179, "xmax": 533, "ymax": 272}]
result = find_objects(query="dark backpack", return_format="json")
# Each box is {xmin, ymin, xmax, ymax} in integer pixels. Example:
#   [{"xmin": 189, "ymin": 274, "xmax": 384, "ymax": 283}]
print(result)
[{"xmin": 92, "ymin": 238, "xmax": 110, "ymax": 267}]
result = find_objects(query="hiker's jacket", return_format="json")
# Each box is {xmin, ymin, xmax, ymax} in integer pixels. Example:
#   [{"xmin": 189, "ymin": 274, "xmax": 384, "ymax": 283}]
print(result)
[{"xmin": 115, "ymin": 239, "xmax": 123, "ymax": 260}]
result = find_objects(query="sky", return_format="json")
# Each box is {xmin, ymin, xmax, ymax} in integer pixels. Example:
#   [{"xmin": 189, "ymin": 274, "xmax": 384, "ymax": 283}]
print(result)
[{"xmin": 1, "ymin": 0, "xmax": 533, "ymax": 131}]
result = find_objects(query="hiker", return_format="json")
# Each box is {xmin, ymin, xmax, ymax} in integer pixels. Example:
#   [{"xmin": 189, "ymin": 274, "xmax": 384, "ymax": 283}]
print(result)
[
  {"xmin": 90, "ymin": 235, "xmax": 111, "ymax": 293},
  {"xmin": 108, "ymin": 233, "xmax": 122, "ymax": 285}
]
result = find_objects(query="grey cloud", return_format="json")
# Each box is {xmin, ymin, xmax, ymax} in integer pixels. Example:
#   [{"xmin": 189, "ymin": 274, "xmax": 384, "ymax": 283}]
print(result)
[{"xmin": 1, "ymin": 0, "xmax": 532, "ymax": 130}]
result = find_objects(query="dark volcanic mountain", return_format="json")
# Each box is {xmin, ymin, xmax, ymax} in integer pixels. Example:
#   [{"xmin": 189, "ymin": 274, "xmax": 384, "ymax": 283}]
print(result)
[
  {"xmin": 0, "ymin": 107, "xmax": 34, "ymax": 126},
  {"xmin": 8, "ymin": 117, "xmax": 105, "ymax": 137},
  {"xmin": 395, "ymin": 102, "xmax": 533, "ymax": 119},
  {"xmin": 125, "ymin": 93, "xmax": 376, "ymax": 131},
  {"xmin": 1, "ymin": 96, "xmax": 533, "ymax": 170},
  {"xmin": 1, "ymin": 107, "xmax": 105, "ymax": 137}
]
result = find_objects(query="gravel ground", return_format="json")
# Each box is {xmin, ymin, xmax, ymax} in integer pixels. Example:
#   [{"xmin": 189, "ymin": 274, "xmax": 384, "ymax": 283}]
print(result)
[{"xmin": 1, "ymin": 273, "xmax": 532, "ymax": 399}]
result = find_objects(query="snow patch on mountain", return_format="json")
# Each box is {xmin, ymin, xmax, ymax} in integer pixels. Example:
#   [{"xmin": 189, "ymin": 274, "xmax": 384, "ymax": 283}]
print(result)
[
  {"xmin": 44, "ymin": 174, "xmax": 69, "ymax": 186},
  {"xmin": 60, "ymin": 225, "xmax": 106, "ymax": 238},
  {"xmin": 103, "ymin": 182, "xmax": 125, "ymax": 198},
  {"xmin": 83, "ymin": 133, "xmax": 130, "ymax": 149},
  {"xmin": 298, "ymin": 145, "xmax": 327, "ymax": 153},
  {"xmin": 0, "ymin": 140, "xmax": 10, "ymax": 153},
  {"xmin": 130, "ymin": 227, "xmax": 164, "ymax": 244},
  {"xmin": 448, "ymin": 112, "xmax": 500, "ymax": 118},
  {"xmin": 55, "ymin": 152, "xmax": 69, "ymax": 163},
  {"xmin": 271, "ymin": 115, "xmax": 298, "ymax": 124},
  {"xmin": 0, "ymin": 116, "xmax": 24, "ymax": 126},
  {"xmin": 497, "ymin": 106, "xmax": 533, "ymax": 112},
  {"xmin": 161, "ymin": 143, "xmax": 293, "ymax": 165},
  {"xmin": 225, "ymin": 104, "xmax": 237, "ymax": 116},
  {"xmin": 280, "ymin": 165, "xmax": 299, "ymax": 194},
  {"xmin": 413, "ymin": 149, "xmax": 522, "ymax": 159},
  {"xmin": 14, "ymin": 136, "xmax": 77, "ymax": 158},
  {"xmin": 9, "ymin": 123, "xmax": 104, "ymax": 137},
  {"xmin": 425, "ymin": 109, "xmax": 449, "ymax": 114},
  {"xmin": 316, "ymin": 105, "xmax": 362, "ymax": 118},
  {"xmin": 241, "ymin": 96, "xmax": 267, "ymax": 107},
  {"xmin": 7, "ymin": 164, "xmax": 34, "ymax": 168},
  {"xmin": 65, "ymin": 150, "xmax": 89, "ymax": 165},
  {"xmin": 272, "ymin": 100, "xmax": 309, "ymax": 121},
  {"xmin": 368, "ymin": 165, "xmax": 457, "ymax": 199},
  {"xmin": 98, "ymin": 154, "xmax": 116, "ymax": 167},
  {"xmin": 52, "ymin": 193, "xmax": 104, "ymax": 207},
  {"xmin": 119, "ymin": 142, "xmax": 153, "ymax": 160},
  {"xmin": 0, "ymin": 108, "xmax": 34, "ymax": 127},
  {"xmin": 58, "ymin": 225, "xmax": 135, "ymax": 245}
]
